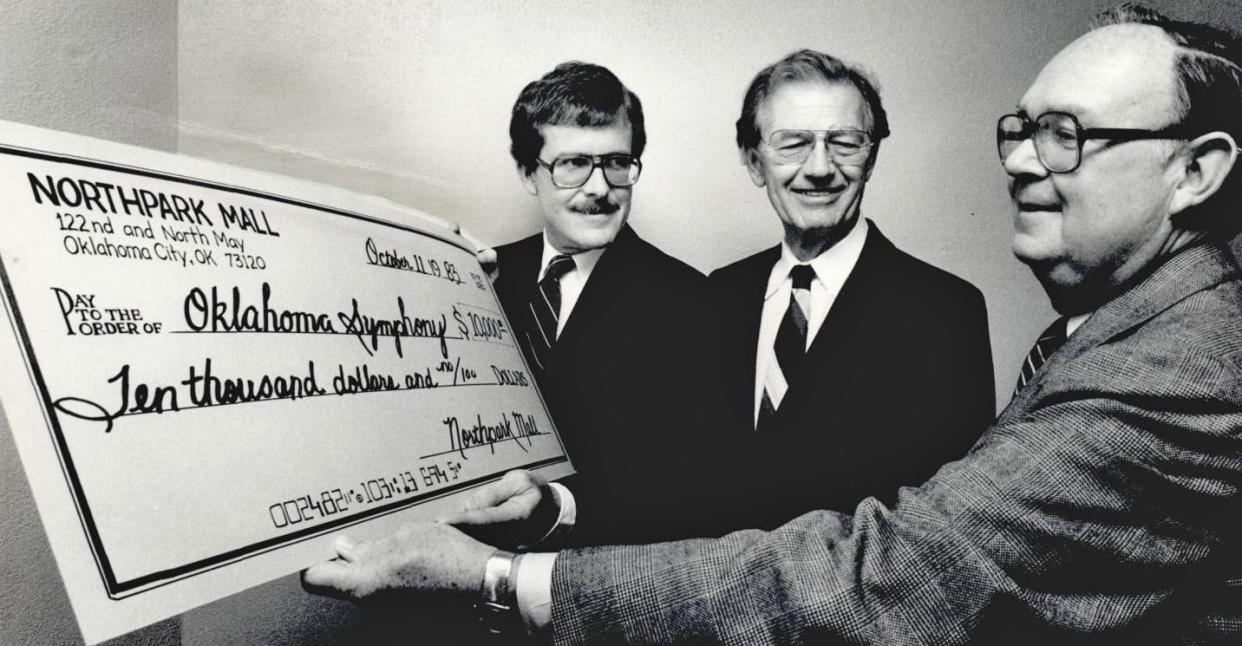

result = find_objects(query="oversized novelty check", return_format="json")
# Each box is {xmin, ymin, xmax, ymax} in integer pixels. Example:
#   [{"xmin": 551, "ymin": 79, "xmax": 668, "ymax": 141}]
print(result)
[{"xmin": 0, "ymin": 121, "xmax": 571, "ymax": 644}]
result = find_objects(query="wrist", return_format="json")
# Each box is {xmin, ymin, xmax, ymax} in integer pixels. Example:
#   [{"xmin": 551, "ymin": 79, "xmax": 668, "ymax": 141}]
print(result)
[
  {"xmin": 477, "ymin": 549, "xmax": 523, "ymax": 634},
  {"xmin": 480, "ymin": 549, "xmax": 518, "ymax": 607}
]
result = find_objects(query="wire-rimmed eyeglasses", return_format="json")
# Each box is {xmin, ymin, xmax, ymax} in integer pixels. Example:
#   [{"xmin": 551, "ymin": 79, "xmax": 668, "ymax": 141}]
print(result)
[{"xmin": 761, "ymin": 129, "xmax": 874, "ymax": 166}]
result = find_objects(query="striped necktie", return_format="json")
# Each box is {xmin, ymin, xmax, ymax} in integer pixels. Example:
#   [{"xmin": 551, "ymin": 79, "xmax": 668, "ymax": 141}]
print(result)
[
  {"xmin": 1012, "ymin": 316, "xmax": 1068, "ymax": 398},
  {"xmin": 758, "ymin": 264, "xmax": 815, "ymax": 428},
  {"xmin": 525, "ymin": 254, "xmax": 575, "ymax": 372}
]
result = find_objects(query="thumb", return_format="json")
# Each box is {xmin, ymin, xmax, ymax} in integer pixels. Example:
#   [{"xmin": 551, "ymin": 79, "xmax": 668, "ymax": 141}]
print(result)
[{"xmin": 302, "ymin": 560, "xmax": 354, "ymax": 598}]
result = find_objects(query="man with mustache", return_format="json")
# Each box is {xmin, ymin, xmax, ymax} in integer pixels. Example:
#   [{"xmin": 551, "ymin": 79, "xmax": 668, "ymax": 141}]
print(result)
[
  {"xmin": 306, "ymin": 4, "xmax": 1242, "ymax": 643},
  {"xmin": 703, "ymin": 49, "xmax": 994, "ymax": 533},
  {"xmin": 489, "ymin": 61, "xmax": 707, "ymax": 548}
]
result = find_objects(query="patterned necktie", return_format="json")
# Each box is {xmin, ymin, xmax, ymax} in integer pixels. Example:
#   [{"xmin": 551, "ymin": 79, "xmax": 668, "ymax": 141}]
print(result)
[
  {"xmin": 758, "ymin": 264, "xmax": 815, "ymax": 427},
  {"xmin": 1013, "ymin": 316, "xmax": 1069, "ymax": 398},
  {"xmin": 524, "ymin": 254, "xmax": 576, "ymax": 372}
]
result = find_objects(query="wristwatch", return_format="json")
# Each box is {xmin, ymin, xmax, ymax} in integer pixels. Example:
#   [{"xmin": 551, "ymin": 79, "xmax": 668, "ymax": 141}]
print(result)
[{"xmin": 477, "ymin": 549, "xmax": 524, "ymax": 635}]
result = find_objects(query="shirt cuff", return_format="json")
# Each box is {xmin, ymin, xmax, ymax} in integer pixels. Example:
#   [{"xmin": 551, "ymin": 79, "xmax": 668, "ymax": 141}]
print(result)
[
  {"xmin": 514, "ymin": 551, "xmax": 558, "ymax": 633},
  {"xmin": 536, "ymin": 482, "xmax": 576, "ymax": 543}
]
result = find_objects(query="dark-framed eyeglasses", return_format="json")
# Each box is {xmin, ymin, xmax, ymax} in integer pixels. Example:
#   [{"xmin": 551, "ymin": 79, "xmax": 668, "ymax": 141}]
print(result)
[
  {"xmin": 996, "ymin": 111, "xmax": 1191, "ymax": 173},
  {"xmin": 761, "ymin": 129, "xmax": 874, "ymax": 165},
  {"xmin": 535, "ymin": 154, "xmax": 642, "ymax": 189}
]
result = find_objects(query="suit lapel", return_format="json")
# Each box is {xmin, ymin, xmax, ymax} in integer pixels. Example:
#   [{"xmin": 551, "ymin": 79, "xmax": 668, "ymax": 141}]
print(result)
[
  {"xmin": 1075, "ymin": 243, "xmax": 1239, "ymax": 348},
  {"xmin": 493, "ymin": 234, "xmax": 544, "ymax": 373},
  {"xmin": 805, "ymin": 224, "xmax": 891, "ymax": 361},
  {"xmin": 770, "ymin": 224, "xmax": 891, "ymax": 425},
  {"xmin": 702, "ymin": 246, "xmax": 777, "ymax": 434},
  {"xmin": 553, "ymin": 226, "xmax": 637, "ymax": 352},
  {"xmin": 1006, "ymin": 243, "xmax": 1240, "ymax": 415},
  {"xmin": 737, "ymin": 247, "xmax": 781, "ymax": 383},
  {"xmin": 494, "ymin": 233, "xmax": 542, "ymax": 313}
]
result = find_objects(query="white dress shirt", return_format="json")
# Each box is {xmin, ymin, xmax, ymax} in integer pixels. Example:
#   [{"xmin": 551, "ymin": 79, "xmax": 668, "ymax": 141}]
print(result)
[
  {"xmin": 514, "ymin": 482, "xmax": 575, "ymax": 632},
  {"xmin": 510, "ymin": 235, "xmax": 603, "ymax": 631},
  {"xmin": 512, "ymin": 219, "xmax": 869, "ymax": 633},
  {"xmin": 1066, "ymin": 312, "xmax": 1089, "ymax": 337},
  {"xmin": 539, "ymin": 234, "xmax": 605, "ymax": 338},
  {"xmin": 753, "ymin": 217, "xmax": 869, "ymax": 427}
]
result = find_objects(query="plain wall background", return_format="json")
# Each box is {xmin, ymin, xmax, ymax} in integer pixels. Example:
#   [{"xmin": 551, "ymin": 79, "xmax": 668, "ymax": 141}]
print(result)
[
  {"xmin": 0, "ymin": 2, "xmax": 180, "ymax": 645},
  {"xmin": 3, "ymin": 1, "xmax": 1241, "ymax": 644},
  {"xmin": 171, "ymin": 0, "xmax": 1151, "ymax": 411}
]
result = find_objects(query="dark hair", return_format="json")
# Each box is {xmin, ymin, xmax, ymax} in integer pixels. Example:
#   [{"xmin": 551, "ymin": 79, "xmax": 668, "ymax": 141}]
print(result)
[
  {"xmin": 735, "ymin": 49, "xmax": 890, "ymax": 153},
  {"xmin": 1093, "ymin": 3, "xmax": 1242, "ymax": 238},
  {"xmin": 509, "ymin": 62, "xmax": 646, "ymax": 176}
]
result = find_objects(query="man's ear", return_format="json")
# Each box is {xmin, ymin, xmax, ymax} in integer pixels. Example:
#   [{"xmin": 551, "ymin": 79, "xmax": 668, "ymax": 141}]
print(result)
[
  {"xmin": 518, "ymin": 166, "xmax": 539, "ymax": 196},
  {"xmin": 1170, "ymin": 131, "xmax": 1238, "ymax": 216},
  {"xmin": 742, "ymin": 148, "xmax": 766, "ymax": 187}
]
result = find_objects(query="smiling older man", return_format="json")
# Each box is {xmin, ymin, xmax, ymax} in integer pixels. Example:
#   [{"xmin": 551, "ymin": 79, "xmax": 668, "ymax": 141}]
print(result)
[{"xmin": 701, "ymin": 49, "xmax": 994, "ymax": 533}]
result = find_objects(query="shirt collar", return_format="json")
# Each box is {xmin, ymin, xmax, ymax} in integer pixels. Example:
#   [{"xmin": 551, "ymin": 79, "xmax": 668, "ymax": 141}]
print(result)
[
  {"xmin": 539, "ymin": 233, "xmax": 606, "ymax": 281},
  {"xmin": 764, "ymin": 217, "xmax": 869, "ymax": 299},
  {"xmin": 1066, "ymin": 312, "xmax": 1090, "ymax": 337}
]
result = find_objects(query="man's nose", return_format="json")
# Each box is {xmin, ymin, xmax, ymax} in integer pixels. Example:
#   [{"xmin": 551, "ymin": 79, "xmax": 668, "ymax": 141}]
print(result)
[
  {"xmin": 1002, "ymin": 137, "xmax": 1048, "ymax": 178},
  {"xmin": 580, "ymin": 165, "xmax": 610, "ymax": 196},
  {"xmin": 801, "ymin": 140, "xmax": 838, "ymax": 177}
]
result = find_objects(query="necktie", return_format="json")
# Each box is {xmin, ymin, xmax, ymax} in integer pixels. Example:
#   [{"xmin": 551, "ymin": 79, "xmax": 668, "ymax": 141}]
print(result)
[
  {"xmin": 525, "ymin": 254, "xmax": 575, "ymax": 372},
  {"xmin": 1013, "ymin": 316, "xmax": 1068, "ymax": 398},
  {"xmin": 758, "ymin": 264, "xmax": 815, "ymax": 427}
]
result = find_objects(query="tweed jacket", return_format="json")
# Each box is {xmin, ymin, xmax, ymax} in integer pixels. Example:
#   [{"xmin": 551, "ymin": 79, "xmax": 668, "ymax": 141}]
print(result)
[{"xmin": 550, "ymin": 242, "xmax": 1242, "ymax": 645}]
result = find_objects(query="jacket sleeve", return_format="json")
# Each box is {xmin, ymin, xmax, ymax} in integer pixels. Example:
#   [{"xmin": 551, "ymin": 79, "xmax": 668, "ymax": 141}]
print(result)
[
  {"xmin": 549, "ymin": 333, "xmax": 1242, "ymax": 645},
  {"xmin": 885, "ymin": 282, "xmax": 996, "ymax": 496}
]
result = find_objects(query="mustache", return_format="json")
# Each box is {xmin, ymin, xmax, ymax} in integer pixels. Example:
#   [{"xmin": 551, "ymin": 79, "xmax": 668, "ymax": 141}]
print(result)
[{"xmin": 571, "ymin": 199, "xmax": 620, "ymax": 215}]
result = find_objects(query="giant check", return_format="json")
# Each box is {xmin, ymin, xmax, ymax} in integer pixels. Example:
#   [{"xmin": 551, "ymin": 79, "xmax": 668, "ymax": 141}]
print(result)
[{"xmin": 0, "ymin": 121, "xmax": 572, "ymax": 644}]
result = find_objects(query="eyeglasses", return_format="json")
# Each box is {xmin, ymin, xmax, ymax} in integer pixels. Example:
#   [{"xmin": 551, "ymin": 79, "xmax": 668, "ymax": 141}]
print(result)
[
  {"xmin": 761, "ymin": 129, "xmax": 874, "ymax": 165},
  {"xmin": 535, "ymin": 154, "xmax": 642, "ymax": 189},
  {"xmin": 996, "ymin": 111, "xmax": 1190, "ymax": 173}
]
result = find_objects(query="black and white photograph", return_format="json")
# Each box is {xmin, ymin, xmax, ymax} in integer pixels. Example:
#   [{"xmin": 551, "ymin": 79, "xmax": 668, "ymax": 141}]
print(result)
[{"xmin": 2, "ymin": 1, "xmax": 1241, "ymax": 644}]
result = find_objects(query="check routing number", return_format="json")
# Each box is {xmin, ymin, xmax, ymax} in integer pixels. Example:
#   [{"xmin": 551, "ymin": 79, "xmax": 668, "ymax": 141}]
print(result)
[{"xmin": 0, "ymin": 121, "xmax": 572, "ymax": 644}]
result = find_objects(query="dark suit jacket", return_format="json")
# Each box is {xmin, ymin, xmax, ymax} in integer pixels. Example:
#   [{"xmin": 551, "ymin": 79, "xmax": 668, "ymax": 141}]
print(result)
[
  {"xmin": 494, "ymin": 225, "xmax": 707, "ymax": 546},
  {"xmin": 552, "ymin": 242, "xmax": 1242, "ymax": 645},
  {"xmin": 700, "ymin": 222, "xmax": 994, "ymax": 532}
]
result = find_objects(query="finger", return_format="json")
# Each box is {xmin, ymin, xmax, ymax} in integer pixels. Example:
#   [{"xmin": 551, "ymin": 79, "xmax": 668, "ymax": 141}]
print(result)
[
  {"xmin": 334, "ymin": 535, "xmax": 358, "ymax": 561},
  {"xmin": 509, "ymin": 468, "xmax": 545, "ymax": 487},
  {"xmin": 457, "ymin": 226, "xmax": 488, "ymax": 251},
  {"xmin": 456, "ymin": 487, "xmax": 491, "ymax": 512},
  {"xmin": 413, "ymin": 212, "xmax": 456, "ymax": 234},
  {"xmin": 441, "ymin": 505, "xmax": 519, "ymax": 527},
  {"xmin": 458, "ymin": 476, "xmax": 526, "ymax": 512}
]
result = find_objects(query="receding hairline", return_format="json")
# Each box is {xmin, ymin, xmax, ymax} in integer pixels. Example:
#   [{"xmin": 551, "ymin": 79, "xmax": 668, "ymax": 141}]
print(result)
[
  {"xmin": 1027, "ymin": 23, "xmax": 1181, "ymax": 123},
  {"xmin": 1080, "ymin": 22, "xmax": 1177, "ymax": 53}
]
